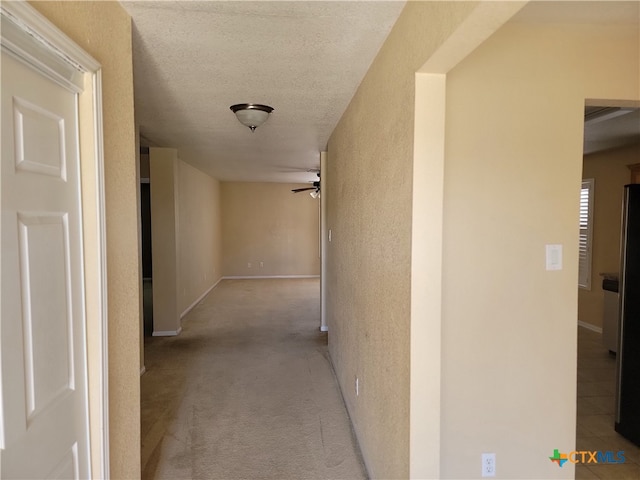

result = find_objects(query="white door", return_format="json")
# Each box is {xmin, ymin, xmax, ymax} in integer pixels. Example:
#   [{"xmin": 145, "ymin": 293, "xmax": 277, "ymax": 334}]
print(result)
[{"xmin": 1, "ymin": 49, "xmax": 91, "ymax": 478}]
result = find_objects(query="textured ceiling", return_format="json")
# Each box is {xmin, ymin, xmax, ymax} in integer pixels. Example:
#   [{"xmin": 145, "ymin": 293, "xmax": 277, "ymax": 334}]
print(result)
[
  {"xmin": 124, "ymin": 1, "xmax": 639, "ymax": 184},
  {"xmin": 122, "ymin": 1, "xmax": 406, "ymax": 183}
]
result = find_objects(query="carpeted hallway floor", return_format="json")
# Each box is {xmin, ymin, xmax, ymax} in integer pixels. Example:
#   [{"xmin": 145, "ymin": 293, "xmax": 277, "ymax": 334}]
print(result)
[{"xmin": 141, "ymin": 278, "xmax": 367, "ymax": 480}]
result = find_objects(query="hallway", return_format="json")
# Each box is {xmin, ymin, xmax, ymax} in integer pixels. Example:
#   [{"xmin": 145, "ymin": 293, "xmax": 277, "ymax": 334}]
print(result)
[{"xmin": 141, "ymin": 278, "xmax": 366, "ymax": 479}]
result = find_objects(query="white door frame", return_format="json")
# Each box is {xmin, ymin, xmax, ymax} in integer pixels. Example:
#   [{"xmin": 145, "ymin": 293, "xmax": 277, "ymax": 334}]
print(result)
[{"xmin": 1, "ymin": 2, "xmax": 109, "ymax": 477}]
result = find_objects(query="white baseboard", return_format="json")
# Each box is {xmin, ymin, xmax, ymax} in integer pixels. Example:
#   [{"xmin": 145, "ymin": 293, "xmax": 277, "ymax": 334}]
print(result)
[
  {"xmin": 222, "ymin": 275, "xmax": 320, "ymax": 280},
  {"xmin": 180, "ymin": 277, "xmax": 222, "ymax": 319},
  {"xmin": 578, "ymin": 321, "xmax": 603, "ymax": 334},
  {"xmin": 140, "ymin": 366, "xmax": 146, "ymax": 376},
  {"xmin": 152, "ymin": 327, "xmax": 182, "ymax": 337},
  {"xmin": 320, "ymin": 325, "xmax": 328, "ymax": 332}
]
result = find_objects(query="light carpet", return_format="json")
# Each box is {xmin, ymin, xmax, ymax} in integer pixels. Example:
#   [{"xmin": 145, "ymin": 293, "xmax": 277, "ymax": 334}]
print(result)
[{"xmin": 141, "ymin": 278, "xmax": 367, "ymax": 479}]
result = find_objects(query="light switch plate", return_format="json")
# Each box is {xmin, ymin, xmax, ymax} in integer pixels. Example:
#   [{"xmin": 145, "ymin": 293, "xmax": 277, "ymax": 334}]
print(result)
[{"xmin": 546, "ymin": 244, "xmax": 563, "ymax": 271}]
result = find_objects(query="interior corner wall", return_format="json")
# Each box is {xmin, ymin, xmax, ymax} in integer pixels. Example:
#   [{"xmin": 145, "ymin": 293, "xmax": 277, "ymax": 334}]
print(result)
[
  {"xmin": 579, "ymin": 143, "xmax": 640, "ymax": 329},
  {"xmin": 220, "ymin": 182, "xmax": 320, "ymax": 277},
  {"xmin": 440, "ymin": 21, "xmax": 639, "ymax": 479},
  {"xmin": 149, "ymin": 148, "xmax": 180, "ymax": 334},
  {"xmin": 149, "ymin": 149, "xmax": 222, "ymax": 328},
  {"xmin": 28, "ymin": 1, "xmax": 141, "ymax": 478},
  {"xmin": 325, "ymin": 2, "xmax": 480, "ymax": 478},
  {"xmin": 177, "ymin": 160, "xmax": 223, "ymax": 315}
]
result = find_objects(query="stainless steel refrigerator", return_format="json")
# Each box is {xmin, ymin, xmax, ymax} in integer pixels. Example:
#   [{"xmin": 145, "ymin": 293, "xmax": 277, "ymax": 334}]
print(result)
[{"xmin": 615, "ymin": 184, "xmax": 640, "ymax": 446}]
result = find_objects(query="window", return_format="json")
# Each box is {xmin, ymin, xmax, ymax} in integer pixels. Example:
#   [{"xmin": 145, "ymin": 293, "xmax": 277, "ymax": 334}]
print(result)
[{"xmin": 579, "ymin": 179, "xmax": 594, "ymax": 289}]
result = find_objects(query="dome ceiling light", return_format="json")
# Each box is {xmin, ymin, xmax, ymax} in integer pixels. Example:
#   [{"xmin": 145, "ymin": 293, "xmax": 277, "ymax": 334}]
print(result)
[{"xmin": 230, "ymin": 103, "xmax": 274, "ymax": 132}]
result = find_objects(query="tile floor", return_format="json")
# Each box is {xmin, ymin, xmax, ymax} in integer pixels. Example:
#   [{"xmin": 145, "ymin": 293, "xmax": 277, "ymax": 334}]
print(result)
[{"xmin": 576, "ymin": 327, "xmax": 640, "ymax": 479}]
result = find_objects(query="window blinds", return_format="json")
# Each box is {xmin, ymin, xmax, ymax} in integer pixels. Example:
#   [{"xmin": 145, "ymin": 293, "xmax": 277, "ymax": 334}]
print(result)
[{"xmin": 579, "ymin": 179, "xmax": 594, "ymax": 289}]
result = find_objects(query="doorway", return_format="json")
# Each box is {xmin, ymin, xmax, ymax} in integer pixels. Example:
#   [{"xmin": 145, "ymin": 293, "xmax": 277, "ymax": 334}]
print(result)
[
  {"xmin": 141, "ymin": 147, "xmax": 154, "ymax": 337},
  {"xmin": 575, "ymin": 105, "xmax": 640, "ymax": 477}
]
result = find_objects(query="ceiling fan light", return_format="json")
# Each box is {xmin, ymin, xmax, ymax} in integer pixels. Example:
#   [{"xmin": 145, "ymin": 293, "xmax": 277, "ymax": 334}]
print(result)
[
  {"xmin": 230, "ymin": 103, "xmax": 274, "ymax": 131},
  {"xmin": 310, "ymin": 190, "xmax": 320, "ymax": 199}
]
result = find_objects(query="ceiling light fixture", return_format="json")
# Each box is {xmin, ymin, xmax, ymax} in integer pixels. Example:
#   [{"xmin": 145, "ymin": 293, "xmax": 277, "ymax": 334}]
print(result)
[{"xmin": 230, "ymin": 103, "xmax": 274, "ymax": 132}]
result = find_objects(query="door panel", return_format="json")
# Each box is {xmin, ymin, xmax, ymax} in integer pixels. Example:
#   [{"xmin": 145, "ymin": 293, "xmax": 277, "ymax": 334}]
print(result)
[
  {"xmin": 19, "ymin": 213, "xmax": 74, "ymax": 422},
  {"xmin": 13, "ymin": 96, "xmax": 67, "ymax": 179},
  {"xmin": 1, "ymin": 50, "xmax": 90, "ymax": 478}
]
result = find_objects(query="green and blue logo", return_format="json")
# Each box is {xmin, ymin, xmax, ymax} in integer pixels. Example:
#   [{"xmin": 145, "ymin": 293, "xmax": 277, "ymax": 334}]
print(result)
[{"xmin": 549, "ymin": 449, "xmax": 568, "ymax": 467}]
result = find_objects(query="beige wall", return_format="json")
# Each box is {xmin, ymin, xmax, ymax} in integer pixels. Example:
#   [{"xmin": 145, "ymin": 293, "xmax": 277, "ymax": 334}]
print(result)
[
  {"xmin": 440, "ymin": 20, "xmax": 638, "ymax": 479},
  {"xmin": 149, "ymin": 148, "xmax": 180, "ymax": 334},
  {"xmin": 140, "ymin": 151, "xmax": 150, "ymax": 179},
  {"xmin": 326, "ymin": 2, "xmax": 481, "ymax": 478},
  {"xmin": 327, "ymin": 1, "xmax": 639, "ymax": 479},
  {"xmin": 579, "ymin": 144, "xmax": 640, "ymax": 328},
  {"xmin": 177, "ymin": 160, "xmax": 223, "ymax": 314},
  {"xmin": 150, "ymin": 149, "xmax": 223, "ymax": 329},
  {"xmin": 29, "ymin": 2, "xmax": 140, "ymax": 478},
  {"xmin": 221, "ymin": 182, "xmax": 320, "ymax": 277}
]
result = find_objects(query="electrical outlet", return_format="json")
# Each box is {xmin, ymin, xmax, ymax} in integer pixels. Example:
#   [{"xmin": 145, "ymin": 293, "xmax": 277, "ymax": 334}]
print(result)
[
  {"xmin": 355, "ymin": 377, "xmax": 359, "ymax": 396},
  {"xmin": 247, "ymin": 262, "xmax": 252, "ymax": 268},
  {"xmin": 260, "ymin": 261, "xmax": 264, "ymax": 268},
  {"xmin": 482, "ymin": 453, "xmax": 496, "ymax": 477}
]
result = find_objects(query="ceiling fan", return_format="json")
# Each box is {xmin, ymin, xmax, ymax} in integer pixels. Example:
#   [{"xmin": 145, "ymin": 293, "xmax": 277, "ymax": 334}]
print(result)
[{"xmin": 292, "ymin": 172, "xmax": 320, "ymax": 197}]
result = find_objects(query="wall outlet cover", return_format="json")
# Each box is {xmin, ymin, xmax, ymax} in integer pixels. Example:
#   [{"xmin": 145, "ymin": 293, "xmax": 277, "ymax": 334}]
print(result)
[{"xmin": 481, "ymin": 453, "xmax": 496, "ymax": 477}]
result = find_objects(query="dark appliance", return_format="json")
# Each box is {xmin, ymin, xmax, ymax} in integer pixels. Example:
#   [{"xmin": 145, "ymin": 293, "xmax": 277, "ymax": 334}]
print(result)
[
  {"xmin": 615, "ymin": 184, "xmax": 640, "ymax": 446},
  {"xmin": 602, "ymin": 276, "xmax": 619, "ymax": 353}
]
